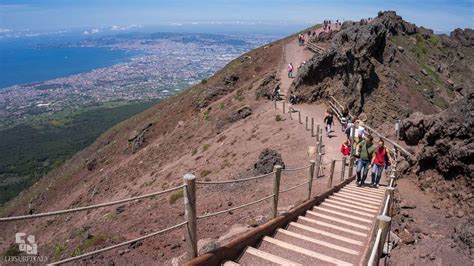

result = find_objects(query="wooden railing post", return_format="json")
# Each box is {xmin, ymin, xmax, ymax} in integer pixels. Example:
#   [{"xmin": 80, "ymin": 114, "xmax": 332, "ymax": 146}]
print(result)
[
  {"xmin": 389, "ymin": 173, "xmax": 396, "ymax": 188},
  {"xmin": 315, "ymin": 153, "xmax": 322, "ymax": 178},
  {"xmin": 383, "ymin": 187, "xmax": 395, "ymax": 216},
  {"xmin": 308, "ymin": 160, "xmax": 316, "ymax": 200},
  {"xmin": 274, "ymin": 99, "xmax": 277, "ymax": 109},
  {"xmin": 341, "ymin": 156, "xmax": 347, "ymax": 181},
  {"xmin": 183, "ymin": 174, "xmax": 197, "ymax": 259},
  {"xmin": 298, "ymin": 112, "xmax": 302, "ymax": 124},
  {"xmin": 328, "ymin": 160, "xmax": 335, "ymax": 188},
  {"xmin": 311, "ymin": 117, "xmax": 314, "ymax": 137},
  {"xmin": 305, "ymin": 116, "xmax": 308, "ymax": 130},
  {"xmin": 348, "ymin": 157, "xmax": 354, "ymax": 178},
  {"xmin": 290, "ymin": 110, "xmax": 293, "ymax": 120},
  {"xmin": 272, "ymin": 165, "xmax": 282, "ymax": 218},
  {"xmin": 282, "ymin": 102, "xmax": 286, "ymax": 114},
  {"xmin": 377, "ymin": 215, "xmax": 391, "ymax": 261},
  {"xmin": 316, "ymin": 124, "xmax": 320, "ymax": 140}
]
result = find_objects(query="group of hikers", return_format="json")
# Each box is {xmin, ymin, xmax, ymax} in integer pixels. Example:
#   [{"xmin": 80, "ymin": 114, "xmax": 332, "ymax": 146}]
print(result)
[
  {"xmin": 298, "ymin": 34, "xmax": 306, "ymax": 46},
  {"xmin": 336, "ymin": 111, "xmax": 394, "ymax": 188},
  {"xmin": 282, "ymin": 19, "xmax": 393, "ymax": 189}
]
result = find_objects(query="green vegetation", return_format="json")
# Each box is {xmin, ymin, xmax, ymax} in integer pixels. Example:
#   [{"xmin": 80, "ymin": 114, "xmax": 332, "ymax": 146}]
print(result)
[
  {"xmin": 203, "ymin": 110, "xmax": 210, "ymax": 120},
  {"xmin": 70, "ymin": 247, "xmax": 82, "ymax": 257},
  {"xmin": 0, "ymin": 100, "xmax": 160, "ymax": 205},
  {"xmin": 3, "ymin": 244, "xmax": 21, "ymax": 256},
  {"xmin": 202, "ymin": 143, "xmax": 210, "ymax": 152},
  {"xmin": 53, "ymin": 243, "xmax": 66, "ymax": 260},
  {"xmin": 169, "ymin": 190, "xmax": 184, "ymax": 204}
]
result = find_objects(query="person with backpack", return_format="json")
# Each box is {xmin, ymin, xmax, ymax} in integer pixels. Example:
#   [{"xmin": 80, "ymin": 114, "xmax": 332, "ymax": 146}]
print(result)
[
  {"xmin": 370, "ymin": 138, "xmax": 393, "ymax": 188},
  {"xmin": 323, "ymin": 109, "xmax": 334, "ymax": 137},
  {"xmin": 355, "ymin": 134, "xmax": 376, "ymax": 186}
]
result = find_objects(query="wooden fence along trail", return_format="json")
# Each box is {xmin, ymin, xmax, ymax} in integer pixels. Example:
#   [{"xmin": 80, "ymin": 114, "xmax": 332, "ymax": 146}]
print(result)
[{"xmin": 0, "ymin": 97, "xmax": 400, "ymax": 266}]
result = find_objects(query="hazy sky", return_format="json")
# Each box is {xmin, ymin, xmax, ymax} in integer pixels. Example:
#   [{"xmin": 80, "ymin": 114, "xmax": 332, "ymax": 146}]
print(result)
[{"xmin": 0, "ymin": 0, "xmax": 473, "ymax": 33}]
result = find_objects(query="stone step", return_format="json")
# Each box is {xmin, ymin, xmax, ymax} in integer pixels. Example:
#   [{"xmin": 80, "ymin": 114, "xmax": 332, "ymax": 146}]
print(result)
[
  {"xmin": 297, "ymin": 216, "xmax": 367, "ymax": 237},
  {"xmin": 273, "ymin": 229, "xmax": 359, "ymax": 264},
  {"xmin": 320, "ymin": 203, "xmax": 377, "ymax": 218},
  {"xmin": 345, "ymin": 186, "xmax": 387, "ymax": 195},
  {"xmin": 336, "ymin": 191, "xmax": 383, "ymax": 203},
  {"xmin": 331, "ymin": 194, "xmax": 381, "ymax": 206},
  {"xmin": 238, "ymin": 246, "xmax": 301, "ymax": 266},
  {"xmin": 323, "ymin": 199, "xmax": 379, "ymax": 213},
  {"xmin": 288, "ymin": 221, "xmax": 364, "ymax": 246},
  {"xmin": 325, "ymin": 198, "xmax": 379, "ymax": 210},
  {"xmin": 305, "ymin": 210, "xmax": 370, "ymax": 231},
  {"xmin": 312, "ymin": 206, "xmax": 372, "ymax": 224},
  {"xmin": 339, "ymin": 189, "xmax": 384, "ymax": 200},
  {"xmin": 259, "ymin": 236, "xmax": 354, "ymax": 266}
]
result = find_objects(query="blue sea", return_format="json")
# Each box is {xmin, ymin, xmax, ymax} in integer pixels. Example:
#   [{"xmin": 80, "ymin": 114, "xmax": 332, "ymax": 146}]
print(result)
[{"xmin": 0, "ymin": 38, "xmax": 138, "ymax": 89}]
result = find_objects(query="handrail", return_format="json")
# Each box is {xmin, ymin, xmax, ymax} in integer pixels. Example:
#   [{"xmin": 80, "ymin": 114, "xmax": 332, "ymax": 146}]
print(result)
[
  {"xmin": 48, "ymin": 221, "xmax": 188, "ymax": 265},
  {"xmin": 197, "ymin": 195, "xmax": 274, "ymax": 219},
  {"xmin": 367, "ymin": 228, "xmax": 383, "ymax": 266},
  {"xmin": 0, "ymin": 185, "xmax": 186, "ymax": 222}
]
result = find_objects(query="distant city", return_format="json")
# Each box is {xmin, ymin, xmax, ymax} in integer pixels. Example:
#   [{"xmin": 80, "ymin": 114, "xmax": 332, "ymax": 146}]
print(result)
[{"xmin": 0, "ymin": 32, "xmax": 276, "ymax": 127}]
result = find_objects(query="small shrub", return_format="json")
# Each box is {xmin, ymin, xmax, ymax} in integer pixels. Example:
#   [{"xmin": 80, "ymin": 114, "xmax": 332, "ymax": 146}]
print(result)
[
  {"xmin": 53, "ymin": 243, "xmax": 65, "ymax": 259},
  {"xmin": 219, "ymin": 103, "xmax": 225, "ymax": 110},
  {"xmin": 275, "ymin": 115, "xmax": 282, "ymax": 121},
  {"xmin": 192, "ymin": 148, "xmax": 198, "ymax": 156},
  {"xmin": 203, "ymin": 110, "xmax": 209, "ymax": 120},
  {"xmin": 169, "ymin": 190, "xmax": 184, "ymax": 204},
  {"xmin": 71, "ymin": 247, "xmax": 82, "ymax": 257},
  {"xmin": 202, "ymin": 144, "xmax": 210, "ymax": 152},
  {"xmin": 235, "ymin": 89, "xmax": 245, "ymax": 101},
  {"xmin": 3, "ymin": 244, "xmax": 21, "ymax": 256},
  {"xmin": 201, "ymin": 79, "xmax": 208, "ymax": 84}
]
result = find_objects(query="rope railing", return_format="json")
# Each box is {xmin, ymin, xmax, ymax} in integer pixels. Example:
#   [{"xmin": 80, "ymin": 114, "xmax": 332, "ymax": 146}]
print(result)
[
  {"xmin": 48, "ymin": 221, "xmax": 188, "ymax": 265},
  {"xmin": 279, "ymin": 181, "xmax": 310, "ymax": 194},
  {"xmin": 195, "ymin": 171, "xmax": 274, "ymax": 185},
  {"xmin": 197, "ymin": 194, "xmax": 274, "ymax": 219},
  {"xmin": 0, "ymin": 185, "xmax": 186, "ymax": 222},
  {"xmin": 282, "ymin": 165, "xmax": 311, "ymax": 172}
]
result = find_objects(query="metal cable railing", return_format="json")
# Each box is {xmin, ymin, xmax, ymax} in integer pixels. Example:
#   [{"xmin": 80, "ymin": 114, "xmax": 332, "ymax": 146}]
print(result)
[{"xmin": 0, "ymin": 185, "xmax": 185, "ymax": 222}]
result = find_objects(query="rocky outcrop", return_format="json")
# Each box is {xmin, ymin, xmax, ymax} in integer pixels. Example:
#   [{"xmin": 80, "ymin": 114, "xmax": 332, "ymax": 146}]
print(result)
[
  {"xmin": 401, "ymin": 92, "xmax": 473, "ymax": 180},
  {"xmin": 450, "ymin": 28, "xmax": 474, "ymax": 47},
  {"xmin": 253, "ymin": 148, "xmax": 285, "ymax": 174},
  {"xmin": 227, "ymin": 106, "xmax": 252, "ymax": 123},
  {"xmin": 290, "ymin": 11, "xmax": 417, "ymax": 124},
  {"xmin": 128, "ymin": 123, "xmax": 153, "ymax": 154},
  {"xmin": 255, "ymin": 71, "xmax": 279, "ymax": 100}
]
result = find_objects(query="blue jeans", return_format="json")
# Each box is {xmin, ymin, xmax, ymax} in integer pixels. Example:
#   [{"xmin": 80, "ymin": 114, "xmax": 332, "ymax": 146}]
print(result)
[
  {"xmin": 371, "ymin": 164, "xmax": 384, "ymax": 185},
  {"xmin": 356, "ymin": 159, "xmax": 371, "ymax": 184}
]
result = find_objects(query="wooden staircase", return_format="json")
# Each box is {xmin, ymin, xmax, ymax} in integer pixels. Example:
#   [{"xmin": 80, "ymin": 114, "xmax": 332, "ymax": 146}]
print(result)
[
  {"xmin": 224, "ymin": 182, "xmax": 386, "ymax": 265},
  {"xmin": 305, "ymin": 41, "xmax": 326, "ymax": 54}
]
